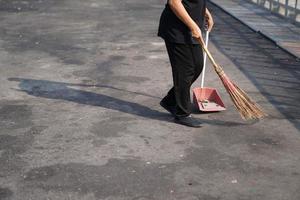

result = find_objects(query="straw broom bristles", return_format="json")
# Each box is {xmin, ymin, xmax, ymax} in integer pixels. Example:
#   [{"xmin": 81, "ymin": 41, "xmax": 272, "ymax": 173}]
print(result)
[{"xmin": 197, "ymin": 38, "xmax": 268, "ymax": 120}]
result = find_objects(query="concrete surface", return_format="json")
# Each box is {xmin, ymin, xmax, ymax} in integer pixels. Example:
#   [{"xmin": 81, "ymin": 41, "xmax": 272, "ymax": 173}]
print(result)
[
  {"xmin": 0, "ymin": 0, "xmax": 300, "ymax": 200},
  {"xmin": 210, "ymin": 0, "xmax": 300, "ymax": 58}
]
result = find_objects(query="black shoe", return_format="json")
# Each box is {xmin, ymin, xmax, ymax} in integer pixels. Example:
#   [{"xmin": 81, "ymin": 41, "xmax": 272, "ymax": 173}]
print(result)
[
  {"xmin": 174, "ymin": 115, "xmax": 202, "ymax": 128},
  {"xmin": 160, "ymin": 100, "xmax": 175, "ymax": 116}
]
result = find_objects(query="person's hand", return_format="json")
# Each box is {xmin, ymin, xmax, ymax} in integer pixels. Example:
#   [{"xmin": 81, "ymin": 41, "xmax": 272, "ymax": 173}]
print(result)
[
  {"xmin": 205, "ymin": 10, "xmax": 214, "ymax": 32},
  {"xmin": 191, "ymin": 24, "xmax": 204, "ymax": 45}
]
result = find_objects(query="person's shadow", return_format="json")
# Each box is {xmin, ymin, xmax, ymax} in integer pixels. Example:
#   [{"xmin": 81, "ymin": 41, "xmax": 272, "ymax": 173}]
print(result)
[
  {"xmin": 8, "ymin": 77, "xmax": 249, "ymax": 126},
  {"xmin": 8, "ymin": 77, "xmax": 172, "ymax": 121}
]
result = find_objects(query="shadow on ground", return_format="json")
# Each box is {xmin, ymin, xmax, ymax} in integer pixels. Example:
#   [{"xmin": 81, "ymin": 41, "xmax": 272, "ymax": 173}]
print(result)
[
  {"xmin": 209, "ymin": 3, "xmax": 300, "ymax": 130},
  {"xmin": 8, "ymin": 78, "xmax": 249, "ymax": 127},
  {"xmin": 8, "ymin": 78, "xmax": 169, "ymax": 121}
]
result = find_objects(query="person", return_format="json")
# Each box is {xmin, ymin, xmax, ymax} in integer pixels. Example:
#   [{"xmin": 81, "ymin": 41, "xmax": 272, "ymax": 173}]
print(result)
[{"xmin": 158, "ymin": 0, "xmax": 214, "ymax": 128}]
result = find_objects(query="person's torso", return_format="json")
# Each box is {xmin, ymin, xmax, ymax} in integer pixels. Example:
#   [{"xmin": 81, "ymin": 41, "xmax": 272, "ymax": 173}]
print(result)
[
  {"xmin": 158, "ymin": 0, "xmax": 207, "ymax": 44},
  {"xmin": 182, "ymin": 0, "xmax": 206, "ymax": 20}
]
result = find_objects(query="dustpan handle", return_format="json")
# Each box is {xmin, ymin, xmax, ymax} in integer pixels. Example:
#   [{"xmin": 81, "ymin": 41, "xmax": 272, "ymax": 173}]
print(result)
[{"xmin": 200, "ymin": 31, "xmax": 209, "ymax": 88}]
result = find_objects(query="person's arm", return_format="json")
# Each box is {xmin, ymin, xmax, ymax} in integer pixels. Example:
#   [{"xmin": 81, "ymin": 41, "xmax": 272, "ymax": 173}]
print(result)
[
  {"xmin": 168, "ymin": 0, "xmax": 204, "ymax": 44},
  {"xmin": 205, "ymin": 8, "xmax": 214, "ymax": 32}
]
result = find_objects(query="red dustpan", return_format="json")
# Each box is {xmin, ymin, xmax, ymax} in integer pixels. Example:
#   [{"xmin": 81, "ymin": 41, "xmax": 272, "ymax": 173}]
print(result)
[{"xmin": 193, "ymin": 31, "xmax": 226, "ymax": 112}]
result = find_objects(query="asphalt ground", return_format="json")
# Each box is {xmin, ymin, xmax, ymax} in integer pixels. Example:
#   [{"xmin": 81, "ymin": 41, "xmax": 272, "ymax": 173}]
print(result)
[{"xmin": 0, "ymin": 0, "xmax": 300, "ymax": 199}]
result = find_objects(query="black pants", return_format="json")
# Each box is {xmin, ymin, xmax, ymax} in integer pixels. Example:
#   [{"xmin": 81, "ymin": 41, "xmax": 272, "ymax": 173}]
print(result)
[{"xmin": 162, "ymin": 41, "xmax": 204, "ymax": 117}]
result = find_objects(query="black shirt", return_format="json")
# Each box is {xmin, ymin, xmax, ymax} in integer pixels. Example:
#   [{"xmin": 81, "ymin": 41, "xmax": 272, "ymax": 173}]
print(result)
[{"xmin": 158, "ymin": 0, "xmax": 207, "ymax": 44}]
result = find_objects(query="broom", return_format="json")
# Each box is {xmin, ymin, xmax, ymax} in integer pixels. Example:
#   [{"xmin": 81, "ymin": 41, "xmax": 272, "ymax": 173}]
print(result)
[{"xmin": 196, "ymin": 37, "xmax": 267, "ymax": 120}]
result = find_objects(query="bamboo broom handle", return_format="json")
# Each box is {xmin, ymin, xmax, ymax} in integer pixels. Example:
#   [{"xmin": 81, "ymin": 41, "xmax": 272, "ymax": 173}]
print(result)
[{"xmin": 196, "ymin": 37, "xmax": 224, "ymax": 76}]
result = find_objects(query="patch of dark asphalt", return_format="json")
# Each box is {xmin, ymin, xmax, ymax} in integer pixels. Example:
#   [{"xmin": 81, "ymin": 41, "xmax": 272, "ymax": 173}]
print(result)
[
  {"xmin": 0, "ymin": 27, "xmax": 88, "ymax": 65},
  {"xmin": 174, "ymin": 141, "xmax": 185, "ymax": 145},
  {"xmin": 19, "ymin": 146, "xmax": 297, "ymax": 199},
  {"xmin": 0, "ymin": 125, "xmax": 47, "ymax": 177},
  {"xmin": 148, "ymin": 49, "xmax": 165, "ymax": 53},
  {"xmin": 91, "ymin": 121, "xmax": 126, "ymax": 138},
  {"xmin": 0, "ymin": 187, "xmax": 13, "ymax": 200},
  {"xmin": 90, "ymin": 115, "xmax": 136, "ymax": 138},
  {"xmin": 28, "ymin": 126, "xmax": 48, "ymax": 135},
  {"xmin": 196, "ymin": 126, "xmax": 287, "ymax": 152},
  {"xmin": 109, "ymin": 55, "xmax": 126, "ymax": 61},
  {"xmin": 0, "ymin": 100, "xmax": 49, "ymax": 178},
  {"xmin": 0, "ymin": 103, "xmax": 33, "ymax": 130},
  {"xmin": 22, "ymin": 159, "xmax": 176, "ymax": 199},
  {"xmin": 0, "ymin": 135, "xmax": 30, "ymax": 177},
  {"xmin": 91, "ymin": 139, "xmax": 108, "ymax": 147},
  {"xmin": 247, "ymin": 135, "xmax": 286, "ymax": 154},
  {"xmin": 0, "ymin": 0, "xmax": 59, "ymax": 12},
  {"xmin": 73, "ymin": 54, "xmax": 150, "ymax": 85},
  {"xmin": 132, "ymin": 55, "xmax": 147, "ymax": 61},
  {"xmin": 72, "ymin": 55, "xmax": 121, "ymax": 79},
  {"xmin": 183, "ymin": 147, "xmax": 271, "ymax": 175}
]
